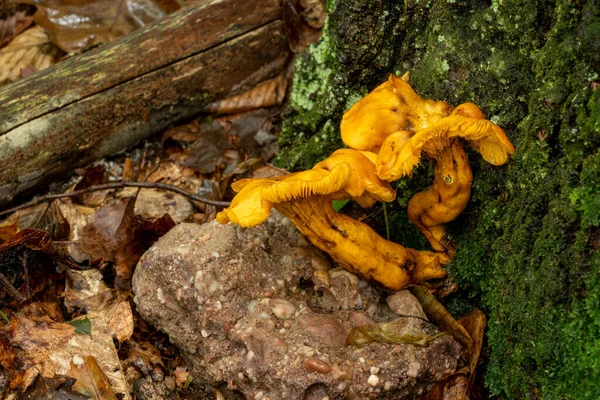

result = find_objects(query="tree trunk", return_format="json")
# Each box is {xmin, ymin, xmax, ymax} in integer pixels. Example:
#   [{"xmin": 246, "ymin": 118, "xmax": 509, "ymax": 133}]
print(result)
[{"xmin": 0, "ymin": 0, "xmax": 291, "ymax": 207}]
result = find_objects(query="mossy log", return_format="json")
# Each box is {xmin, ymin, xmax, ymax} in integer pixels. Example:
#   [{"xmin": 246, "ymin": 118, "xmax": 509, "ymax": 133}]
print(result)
[
  {"xmin": 0, "ymin": 0, "xmax": 290, "ymax": 207},
  {"xmin": 277, "ymin": 0, "xmax": 599, "ymax": 398}
]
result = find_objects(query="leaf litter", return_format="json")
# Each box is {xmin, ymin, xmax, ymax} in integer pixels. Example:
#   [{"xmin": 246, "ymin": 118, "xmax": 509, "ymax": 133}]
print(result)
[{"xmin": 0, "ymin": 47, "xmax": 295, "ymax": 397}]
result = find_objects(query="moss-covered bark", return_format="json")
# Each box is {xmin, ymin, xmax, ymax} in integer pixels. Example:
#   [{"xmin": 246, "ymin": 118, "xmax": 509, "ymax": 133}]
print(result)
[{"xmin": 275, "ymin": 0, "xmax": 600, "ymax": 398}]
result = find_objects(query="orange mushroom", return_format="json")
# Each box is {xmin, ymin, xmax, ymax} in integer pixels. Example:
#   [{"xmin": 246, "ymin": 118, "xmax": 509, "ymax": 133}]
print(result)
[
  {"xmin": 407, "ymin": 140, "xmax": 473, "ymax": 253},
  {"xmin": 340, "ymin": 73, "xmax": 453, "ymax": 153},
  {"xmin": 217, "ymin": 149, "xmax": 449, "ymax": 290},
  {"xmin": 375, "ymin": 102, "xmax": 514, "ymax": 252},
  {"xmin": 376, "ymin": 103, "xmax": 515, "ymax": 181}
]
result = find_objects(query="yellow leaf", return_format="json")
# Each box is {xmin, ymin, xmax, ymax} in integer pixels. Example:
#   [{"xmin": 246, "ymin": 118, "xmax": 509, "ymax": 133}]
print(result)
[{"xmin": 0, "ymin": 25, "xmax": 60, "ymax": 85}]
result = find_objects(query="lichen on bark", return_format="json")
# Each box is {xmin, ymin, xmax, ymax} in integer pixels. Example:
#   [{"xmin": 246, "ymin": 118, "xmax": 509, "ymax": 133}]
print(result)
[{"xmin": 275, "ymin": 0, "xmax": 600, "ymax": 398}]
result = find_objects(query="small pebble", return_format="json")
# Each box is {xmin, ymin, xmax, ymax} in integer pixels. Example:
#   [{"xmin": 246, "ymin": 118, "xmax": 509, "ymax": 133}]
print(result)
[
  {"xmin": 383, "ymin": 381, "xmax": 393, "ymax": 391},
  {"xmin": 368, "ymin": 374, "xmax": 379, "ymax": 387},
  {"xmin": 270, "ymin": 298, "xmax": 297, "ymax": 319},
  {"xmin": 304, "ymin": 358, "xmax": 332, "ymax": 374},
  {"xmin": 370, "ymin": 366, "xmax": 380, "ymax": 375},
  {"xmin": 359, "ymin": 357, "xmax": 365, "ymax": 363},
  {"xmin": 254, "ymin": 391, "xmax": 264, "ymax": 400},
  {"xmin": 200, "ymin": 329, "xmax": 210, "ymax": 338},
  {"xmin": 256, "ymin": 312, "xmax": 271, "ymax": 320},
  {"xmin": 297, "ymin": 345, "xmax": 315, "ymax": 357},
  {"xmin": 72, "ymin": 355, "xmax": 84, "ymax": 366}
]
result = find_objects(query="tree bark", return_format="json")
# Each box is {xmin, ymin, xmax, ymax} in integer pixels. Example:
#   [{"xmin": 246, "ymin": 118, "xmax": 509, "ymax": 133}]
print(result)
[{"xmin": 0, "ymin": 0, "xmax": 291, "ymax": 207}]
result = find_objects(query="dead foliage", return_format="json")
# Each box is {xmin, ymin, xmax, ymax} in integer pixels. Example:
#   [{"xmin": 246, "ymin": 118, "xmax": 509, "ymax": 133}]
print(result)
[
  {"xmin": 0, "ymin": 41, "xmax": 292, "ymax": 395},
  {"xmin": 0, "ymin": 25, "xmax": 60, "ymax": 84},
  {"xmin": 19, "ymin": 0, "xmax": 180, "ymax": 53},
  {"xmin": 0, "ymin": 11, "xmax": 33, "ymax": 48}
]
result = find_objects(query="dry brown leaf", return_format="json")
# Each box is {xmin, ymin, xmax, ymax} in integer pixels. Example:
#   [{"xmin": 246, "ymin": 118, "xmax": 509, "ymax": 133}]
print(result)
[
  {"xmin": 162, "ymin": 120, "xmax": 199, "ymax": 145},
  {"xmin": 73, "ymin": 166, "xmax": 110, "ymax": 206},
  {"xmin": 77, "ymin": 197, "xmax": 137, "ymax": 263},
  {"xmin": 459, "ymin": 309, "xmax": 486, "ymax": 393},
  {"xmin": 282, "ymin": 0, "xmax": 324, "ymax": 52},
  {"xmin": 0, "ymin": 11, "xmax": 34, "ymax": 48},
  {"xmin": 63, "ymin": 269, "xmax": 135, "ymax": 343},
  {"xmin": 0, "ymin": 228, "xmax": 53, "ymax": 253},
  {"xmin": 55, "ymin": 198, "xmax": 96, "ymax": 262},
  {"xmin": 20, "ymin": 0, "xmax": 180, "ymax": 53},
  {"xmin": 410, "ymin": 286, "xmax": 472, "ymax": 349},
  {"xmin": 122, "ymin": 157, "xmax": 135, "ymax": 181},
  {"xmin": 0, "ymin": 218, "xmax": 19, "ymax": 242},
  {"xmin": 0, "ymin": 25, "xmax": 60, "ymax": 85},
  {"xmin": 204, "ymin": 74, "xmax": 288, "ymax": 115},
  {"xmin": 126, "ymin": 341, "xmax": 165, "ymax": 375},
  {"xmin": 418, "ymin": 373, "xmax": 469, "ymax": 400},
  {"xmin": 70, "ymin": 355, "xmax": 119, "ymax": 400},
  {"xmin": 4, "ymin": 292, "xmax": 131, "ymax": 397}
]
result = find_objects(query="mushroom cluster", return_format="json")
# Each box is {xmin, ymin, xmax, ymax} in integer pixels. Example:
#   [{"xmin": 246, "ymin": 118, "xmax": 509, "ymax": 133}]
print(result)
[{"xmin": 217, "ymin": 73, "xmax": 514, "ymax": 290}]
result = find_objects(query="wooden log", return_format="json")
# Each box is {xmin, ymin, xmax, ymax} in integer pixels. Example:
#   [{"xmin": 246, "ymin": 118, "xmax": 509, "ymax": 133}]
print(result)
[{"xmin": 0, "ymin": 0, "xmax": 290, "ymax": 207}]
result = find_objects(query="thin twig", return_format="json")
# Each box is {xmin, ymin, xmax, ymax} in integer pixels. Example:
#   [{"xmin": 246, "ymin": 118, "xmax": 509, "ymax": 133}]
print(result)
[
  {"xmin": 0, "ymin": 310, "xmax": 9, "ymax": 324},
  {"xmin": 383, "ymin": 202, "xmax": 391, "ymax": 241},
  {"xmin": 0, "ymin": 181, "xmax": 231, "ymax": 217}
]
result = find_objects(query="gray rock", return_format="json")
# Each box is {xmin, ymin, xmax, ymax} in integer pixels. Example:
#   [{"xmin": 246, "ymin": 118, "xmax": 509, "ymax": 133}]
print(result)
[{"xmin": 133, "ymin": 213, "xmax": 462, "ymax": 399}]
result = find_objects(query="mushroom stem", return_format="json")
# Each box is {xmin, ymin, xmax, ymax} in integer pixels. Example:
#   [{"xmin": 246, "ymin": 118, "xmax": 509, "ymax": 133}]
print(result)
[
  {"xmin": 275, "ymin": 196, "xmax": 448, "ymax": 290},
  {"xmin": 407, "ymin": 140, "xmax": 473, "ymax": 254}
]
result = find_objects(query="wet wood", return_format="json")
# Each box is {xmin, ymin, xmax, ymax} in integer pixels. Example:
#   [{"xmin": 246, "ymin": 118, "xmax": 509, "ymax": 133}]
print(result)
[{"xmin": 0, "ymin": 0, "xmax": 289, "ymax": 207}]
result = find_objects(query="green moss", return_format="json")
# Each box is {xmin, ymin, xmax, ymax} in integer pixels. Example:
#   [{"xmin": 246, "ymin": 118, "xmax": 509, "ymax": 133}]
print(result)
[{"xmin": 274, "ymin": 0, "xmax": 405, "ymax": 170}]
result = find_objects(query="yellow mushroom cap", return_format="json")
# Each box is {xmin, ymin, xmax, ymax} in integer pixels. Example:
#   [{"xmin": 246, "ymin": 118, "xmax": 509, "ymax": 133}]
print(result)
[
  {"xmin": 216, "ymin": 179, "xmax": 275, "ymax": 227},
  {"xmin": 451, "ymin": 103, "xmax": 516, "ymax": 166},
  {"xmin": 341, "ymin": 74, "xmax": 452, "ymax": 153},
  {"xmin": 262, "ymin": 163, "xmax": 353, "ymax": 203},
  {"xmin": 313, "ymin": 149, "xmax": 396, "ymax": 206},
  {"xmin": 341, "ymin": 78, "xmax": 413, "ymax": 152},
  {"xmin": 376, "ymin": 105, "xmax": 515, "ymax": 181}
]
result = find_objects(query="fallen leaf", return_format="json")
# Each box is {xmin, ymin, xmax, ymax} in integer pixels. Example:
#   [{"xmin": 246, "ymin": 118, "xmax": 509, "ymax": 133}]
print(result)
[
  {"xmin": 0, "ymin": 202, "xmax": 68, "ymax": 240},
  {"xmin": 122, "ymin": 157, "xmax": 135, "ymax": 181},
  {"xmin": 204, "ymin": 74, "xmax": 288, "ymax": 115},
  {"xmin": 66, "ymin": 317, "xmax": 92, "ymax": 337},
  {"xmin": 410, "ymin": 286, "xmax": 472, "ymax": 349},
  {"xmin": 70, "ymin": 355, "xmax": 118, "ymax": 400},
  {"xmin": 134, "ymin": 189, "xmax": 191, "ymax": 223},
  {"xmin": 0, "ymin": 11, "xmax": 34, "ymax": 48},
  {"xmin": 77, "ymin": 196, "xmax": 137, "ymax": 264},
  {"xmin": 0, "ymin": 270, "xmax": 134, "ymax": 396},
  {"xmin": 0, "ymin": 25, "xmax": 61, "ymax": 85},
  {"xmin": 125, "ymin": 341, "xmax": 165, "ymax": 375},
  {"xmin": 282, "ymin": 0, "xmax": 324, "ymax": 52},
  {"xmin": 347, "ymin": 318, "xmax": 443, "ymax": 347},
  {"xmin": 459, "ymin": 309, "xmax": 486, "ymax": 394},
  {"xmin": 21, "ymin": 0, "xmax": 179, "ymax": 53},
  {"xmin": 20, "ymin": 375, "xmax": 90, "ymax": 400},
  {"xmin": 55, "ymin": 199, "xmax": 96, "ymax": 262},
  {"xmin": 0, "ymin": 218, "xmax": 19, "ymax": 242},
  {"xmin": 184, "ymin": 122, "xmax": 233, "ymax": 174},
  {"xmin": 162, "ymin": 120, "xmax": 199, "ymax": 145},
  {"xmin": 0, "ymin": 228, "xmax": 53, "ymax": 253},
  {"xmin": 418, "ymin": 373, "xmax": 469, "ymax": 400},
  {"xmin": 107, "ymin": 300, "xmax": 134, "ymax": 342},
  {"xmin": 73, "ymin": 166, "xmax": 110, "ymax": 206}
]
